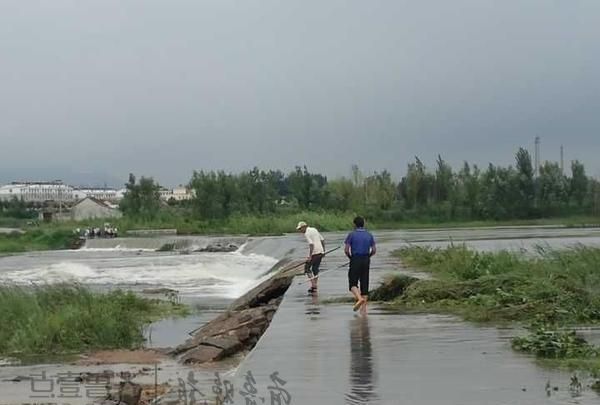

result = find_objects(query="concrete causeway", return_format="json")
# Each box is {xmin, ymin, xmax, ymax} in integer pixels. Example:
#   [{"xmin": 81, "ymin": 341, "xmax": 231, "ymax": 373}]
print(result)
[{"xmin": 229, "ymin": 230, "xmax": 600, "ymax": 405}]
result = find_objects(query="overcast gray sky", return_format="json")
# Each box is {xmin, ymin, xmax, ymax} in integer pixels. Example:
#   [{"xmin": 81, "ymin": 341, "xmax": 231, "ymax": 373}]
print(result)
[{"xmin": 1, "ymin": 1, "xmax": 599, "ymax": 187}]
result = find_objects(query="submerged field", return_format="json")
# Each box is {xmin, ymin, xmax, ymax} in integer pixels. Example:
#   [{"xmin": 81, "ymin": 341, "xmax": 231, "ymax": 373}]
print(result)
[
  {"xmin": 0, "ymin": 285, "xmax": 187, "ymax": 356},
  {"xmin": 376, "ymin": 245, "xmax": 600, "ymax": 372}
]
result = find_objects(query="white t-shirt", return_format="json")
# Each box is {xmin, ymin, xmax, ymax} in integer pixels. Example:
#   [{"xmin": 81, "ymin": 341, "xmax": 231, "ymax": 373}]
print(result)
[{"xmin": 304, "ymin": 226, "xmax": 325, "ymax": 255}]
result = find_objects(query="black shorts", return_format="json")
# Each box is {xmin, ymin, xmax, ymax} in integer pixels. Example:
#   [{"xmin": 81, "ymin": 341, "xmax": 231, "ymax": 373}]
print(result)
[
  {"xmin": 305, "ymin": 254, "xmax": 323, "ymax": 276},
  {"xmin": 348, "ymin": 256, "xmax": 370, "ymax": 296}
]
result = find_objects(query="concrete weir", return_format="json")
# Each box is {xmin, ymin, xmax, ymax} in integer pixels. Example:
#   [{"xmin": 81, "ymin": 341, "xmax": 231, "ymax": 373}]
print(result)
[{"xmin": 171, "ymin": 259, "xmax": 305, "ymax": 365}]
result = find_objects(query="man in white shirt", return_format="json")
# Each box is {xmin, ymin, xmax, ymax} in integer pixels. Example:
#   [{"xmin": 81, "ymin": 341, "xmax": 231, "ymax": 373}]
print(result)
[{"xmin": 296, "ymin": 221, "xmax": 325, "ymax": 294}]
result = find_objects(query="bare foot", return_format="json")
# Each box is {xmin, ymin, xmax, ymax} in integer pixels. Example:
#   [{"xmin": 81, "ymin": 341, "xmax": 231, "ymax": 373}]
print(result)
[{"xmin": 353, "ymin": 299, "xmax": 366, "ymax": 312}]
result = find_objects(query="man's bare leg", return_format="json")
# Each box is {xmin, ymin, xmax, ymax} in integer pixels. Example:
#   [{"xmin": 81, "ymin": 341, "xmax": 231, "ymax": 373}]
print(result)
[
  {"xmin": 359, "ymin": 295, "xmax": 368, "ymax": 315},
  {"xmin": 351, "ymin": 287, "xmax": 366, "ymax": 311},
  {"xmin": 350, "ymin": 286, "xmax": 361, "ymax": 301}
]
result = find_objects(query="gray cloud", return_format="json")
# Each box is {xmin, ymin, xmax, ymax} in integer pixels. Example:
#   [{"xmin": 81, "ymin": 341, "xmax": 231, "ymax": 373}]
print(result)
[{"xmin": 1, "ymin": 0, "xmax": 599, "ymax": 186}]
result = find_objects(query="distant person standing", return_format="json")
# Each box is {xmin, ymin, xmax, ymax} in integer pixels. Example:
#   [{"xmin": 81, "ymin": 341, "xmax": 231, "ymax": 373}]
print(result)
[
  {"xmin": 344, "ymin": 216, "xmax": 376, "ymax": 311},
  {"xmin": 296, "ymin": 221, "xmax": 325, "ymax": 294}
]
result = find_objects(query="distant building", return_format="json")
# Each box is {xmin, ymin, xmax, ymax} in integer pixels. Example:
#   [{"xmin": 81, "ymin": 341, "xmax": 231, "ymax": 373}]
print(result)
[
  {"xmin": 172, "ymin": 186, "xmax": 194, "ymax": 201},
  {"xmin": 73, "ymin": 188, "xmax": 122, "ymax": 201},
  {"xmin": 159, "ymin": 187, "xmax": 173, "ymax": 201},
  {"xmin": 0, "ymin": 181, "xmax": 73, "ymax": 202},
  {"xmin": 69, "ymin": 197, "xmax": 122, "ymax": 221},
  {"xmin": 159, "ymin": 186, "xmax": 193, "ymax": 201},
  {"xmin": 0, "ymin": 180, "xmax": 127, "ymax": 204}
]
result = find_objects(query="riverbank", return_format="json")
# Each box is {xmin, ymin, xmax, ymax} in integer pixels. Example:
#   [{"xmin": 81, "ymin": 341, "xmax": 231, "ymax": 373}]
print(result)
[
  {"xmin": 0, "ymin": 285, "xmax": 187, "ymax": 358},
  {"xmin": 0, "ymin": 237, "xmax": 287, "ymax": 405},
  {"xmin": 0, "ymin": 227, "xmax": 78, "ymax": 254},
  {"xmin": 1, "ymin": 212, "xmax": 598, "ymax": 255},
  {"xmin": 375, "ymin": 245, "xmax": 600, "ymax": 372}
]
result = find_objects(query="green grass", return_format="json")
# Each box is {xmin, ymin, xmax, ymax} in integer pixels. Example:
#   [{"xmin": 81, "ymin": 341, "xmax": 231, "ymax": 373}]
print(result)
[
  {"xmin": 0, "ymin": 285, "xmax": 188, "ymax": 356},
  {"xmin": 374, "ymin": 245, "xmax": 600, "ymax": 372},
  {"xmin": 60, "ymin": 211, "xmax": 358, "ymax": 237},
  {"xmin": 0, "ymin": 228, "xmax": 78, "ymax": 254},
  {"xmin": 394, "ymin": 245, "xmax": 600, "ymax": 324},
  {"xmin": 60, "ymin": 212, "xmax": 600, "ymax": 236},
  {"xmin": 375, "ymin": 215, "xmax": 600, "ymax": 230}
]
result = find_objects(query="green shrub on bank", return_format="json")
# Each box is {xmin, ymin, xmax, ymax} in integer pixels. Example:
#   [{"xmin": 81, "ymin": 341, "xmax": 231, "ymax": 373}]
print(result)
[
  {"xmin": 394, "ymin": 245, "xmax": 600, "ymax": 324},
  {"xmin": 0, "ymin": 228, "xmax": 76, "ymax": 253},
  {"xmin": 512, "ymin": 327, "xmax": 598, "ymax": 359},
  {"xmin": 385, "ymin": 245, "xmax": 600, "ymax": 370},
  {"xmin": 0, "ymin": 285, "xmax": 184, "ymax": 355},
  {"xmin": 91, "ymin": 211, "xmax": 356, "ymax": 236}
]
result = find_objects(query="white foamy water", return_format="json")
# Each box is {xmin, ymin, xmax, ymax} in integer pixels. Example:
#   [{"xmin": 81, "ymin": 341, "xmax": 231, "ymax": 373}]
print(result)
[{"xmin": 0, "ymin": 250, "xmax": 278, "ymax": 299}]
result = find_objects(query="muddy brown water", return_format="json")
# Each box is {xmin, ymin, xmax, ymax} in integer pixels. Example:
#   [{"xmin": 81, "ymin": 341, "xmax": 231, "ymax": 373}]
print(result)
[{"xmin": 2, "ymin": 227, "xmax": 600, "ymax": 404}]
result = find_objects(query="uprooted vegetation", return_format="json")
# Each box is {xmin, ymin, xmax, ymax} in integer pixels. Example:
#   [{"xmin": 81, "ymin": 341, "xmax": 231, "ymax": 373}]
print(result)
[{"xmin": 370, "ymin": 245, "xmax": 600, "ymax": 372}]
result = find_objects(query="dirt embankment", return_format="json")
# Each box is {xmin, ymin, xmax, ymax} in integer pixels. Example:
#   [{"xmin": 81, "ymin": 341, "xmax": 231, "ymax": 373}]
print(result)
[{"xmin": 170, "ymin": 260, "xmax": 303, "ymax": 365}]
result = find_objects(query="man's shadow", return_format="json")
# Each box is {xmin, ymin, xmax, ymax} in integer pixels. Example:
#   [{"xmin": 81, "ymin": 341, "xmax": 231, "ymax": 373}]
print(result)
[{"xmin": 345, "ymin": 315, "xmax": 378, "ymax": 404}]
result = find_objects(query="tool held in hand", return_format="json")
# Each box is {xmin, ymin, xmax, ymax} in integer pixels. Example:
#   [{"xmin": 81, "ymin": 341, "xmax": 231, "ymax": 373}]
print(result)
[
  {"xmin": 301, "ymin": 261, "xmax": 349, "ymax": 284},
  {"xmin": 303, "ymin": 246, "xmax": 342, "ymax": 278},
  {"xmin": 281, "ymin": 245, "xmax": 342, "ymax": 275}
]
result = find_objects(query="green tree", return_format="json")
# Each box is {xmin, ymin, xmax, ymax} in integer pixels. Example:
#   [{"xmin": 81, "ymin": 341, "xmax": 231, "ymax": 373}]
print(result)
[
  {"xmin": 570, "ymin": 160, "xmax": 588, "ymax": 207},
  {"xmin": 189, "ymin": 171, "xmax": 236, "ymax": 220},
  {"xmin": 456, "ymin": 162, "xmax": 481, "ymax": 218},
  {"xmin": 479, "ymin": 164, "xmax": 518, "ymax": 220},
  {"xmin": 325, "ymin": 178, "xmax": 357, "ymax": 212},
  {"xmin": 515, "ymin": 148, "xmax": 535, "ymax": 218},
  {"xmin": 538, "ymin": 162, "xmax": 569, "ymax": 216},
  {"xmin": 287, "ymin": 166, "xmax": 327, "ymax": 209},
  {"xmin": 119, "ymin": 174, "xmax": 161, "ymax": 220},
  {"xmin": 364, "ymin": 170, "xmax": 396, "ymax": 211},
  {"xmin": 433, "ymin": 155, "xmax": 454, "ymax": 203},
  {"xmin": 238, "ymin": 167, "xmax": 278, "ymax": 214},
  {"xmin": 402, "ymin": 157, "xmax": 429, "ymax": 209}
]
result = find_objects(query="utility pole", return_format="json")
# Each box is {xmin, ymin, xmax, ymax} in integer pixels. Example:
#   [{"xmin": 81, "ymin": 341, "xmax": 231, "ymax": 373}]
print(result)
[
  {"xmin": 58, "ymin": 181, "xmax": 62, "ymax": 219},
  {"xmin": 592, "ymin": 180, "xmax": 600, "ymax": 215},
  {"xmin": 560, "ymin": 145, "xmax": 564, "ymax": 174}
]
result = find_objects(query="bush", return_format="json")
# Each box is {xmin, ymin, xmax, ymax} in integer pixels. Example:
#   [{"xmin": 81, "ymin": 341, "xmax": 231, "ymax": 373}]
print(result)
[
  {"xmin": 395, "ymin": 245, "xmax": 600, "ymax": 324},
  {"xmin": 370, "ymin": 275, "xmax": 418, "ymax": 301},
  {"xmin": 512, "ymin": 327, "xmax": 598, "ymax": 359},
  {"xmin": 0, "ymin": 285, "xmax": 179, "ymax": 355}
]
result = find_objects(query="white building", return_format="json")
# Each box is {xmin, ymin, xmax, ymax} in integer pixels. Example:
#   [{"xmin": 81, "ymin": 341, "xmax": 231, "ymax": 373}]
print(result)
[
  {"xmin": 172, "ymin": 186, "xmax": 194, "ymax": 201},
  {"xmin": 0, "ymin": 182, "xmax": 74, "ymax": 202},
  {"xmin": 73, "ymin": 188, "xmax": 122, "ymax": 202},
  {"xmin": 159, "ymin": 186, "xmax": 194, "ymax": 201},
  {"xmin": 0, "ymin": 181, "xmax": 126, "ymax": 204}
]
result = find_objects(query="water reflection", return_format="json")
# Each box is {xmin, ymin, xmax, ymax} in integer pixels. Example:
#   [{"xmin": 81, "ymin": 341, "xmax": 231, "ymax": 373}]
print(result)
[
  {"xmin": 346, "ymin": 315, "xmax": 378, "ymax": 404},
  {"xmin": 305, "ymin": 293, "xmax": 321, "ymax": 316}
]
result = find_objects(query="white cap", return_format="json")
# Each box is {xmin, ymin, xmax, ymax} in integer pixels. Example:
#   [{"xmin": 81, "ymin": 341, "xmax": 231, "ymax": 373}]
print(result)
[{"xmin": 296, "ymin": 221, "xmax": 307, "ymax": 230}]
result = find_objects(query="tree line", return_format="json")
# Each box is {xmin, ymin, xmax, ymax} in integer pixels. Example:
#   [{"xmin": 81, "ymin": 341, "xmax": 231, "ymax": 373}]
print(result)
[
  {"xmin": 0, "ymin": 198, "xmax": 39, "ymax": 219},
  {"xmin": 119, "ymin": 147, "xmax": 600, "ymax": 222}
]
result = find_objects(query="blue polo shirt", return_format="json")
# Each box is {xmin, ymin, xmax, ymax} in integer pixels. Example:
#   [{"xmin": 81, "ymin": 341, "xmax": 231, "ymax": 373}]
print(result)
[{"xmin": 344, "ymin": 228, "xmax": 375, "ymax": 257}]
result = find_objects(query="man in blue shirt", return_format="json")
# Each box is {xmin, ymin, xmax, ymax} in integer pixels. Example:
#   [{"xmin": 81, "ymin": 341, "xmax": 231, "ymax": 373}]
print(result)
[{"xmin": 344, "ymin": 216, "xmax": 376, "ymax": 311}]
